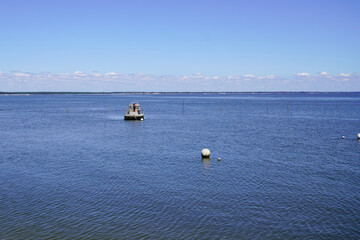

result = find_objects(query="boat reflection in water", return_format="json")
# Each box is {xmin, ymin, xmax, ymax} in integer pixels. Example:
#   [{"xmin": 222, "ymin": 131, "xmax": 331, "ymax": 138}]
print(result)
[{"xmin": 124, "ymin": 102, "xmax": 145, "ymax": 120}]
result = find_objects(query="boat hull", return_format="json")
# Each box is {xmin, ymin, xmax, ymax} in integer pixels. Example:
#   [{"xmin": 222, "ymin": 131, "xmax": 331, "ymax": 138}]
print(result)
[{"xmin": 124, "ymin": 114, "xmax": 144, "ymax": 120}]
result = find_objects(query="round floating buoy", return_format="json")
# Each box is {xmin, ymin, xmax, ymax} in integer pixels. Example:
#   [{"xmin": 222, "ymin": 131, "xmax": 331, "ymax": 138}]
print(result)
[
  {"xmin": 201, "ymin": 149, "xmax": 211, "ymax": 158},
  {"xmin": 357, "ymin": 133, "xmax": 360, "ymax": 139},
  {"xmin": 140, "ymin": 118, "xmax": 144, "ymax": 121},
  {"xmin": 218, "ymin": 158, "xmax": 221, "ymax": 161},
  {"xmin": 342, "ymin": 136, "xmax": 345, "ymax": 139}
]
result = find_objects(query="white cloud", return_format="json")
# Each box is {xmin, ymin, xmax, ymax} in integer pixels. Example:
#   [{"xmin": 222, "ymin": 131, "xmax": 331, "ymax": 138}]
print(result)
[
  {"xmin": 192, "ymin": 73, "xmax": 204, "ymax": 79},
  {"xmin": 296, "ymin": 73, "xmax": 310, "ymax": 76},
  {"xmin": 338, "ymin": 73, "xmax": 351, "ymax": 77},
  {"xmin": 13, "ymin": 72, "xmax": 30, "ymax": 77},
  {"xmin": 73, "ymin": 71, "xmax": 87, "ymax": 77},
  {"xmin": 258, "ymin": 75, "xmax": 276, "ymax": 79},
  {"xmin": 1, "ymin": 71, "xmax": 359, "ymax": 92},
  {"xmin": 105, "ymin": 72, "xmax": 118, "ymax": 76}
]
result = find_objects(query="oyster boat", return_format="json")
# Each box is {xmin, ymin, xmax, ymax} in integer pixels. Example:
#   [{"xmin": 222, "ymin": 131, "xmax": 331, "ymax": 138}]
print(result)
[{"xmin": 124, "ymin": 102, "xmax": 144, "ymax": 120}]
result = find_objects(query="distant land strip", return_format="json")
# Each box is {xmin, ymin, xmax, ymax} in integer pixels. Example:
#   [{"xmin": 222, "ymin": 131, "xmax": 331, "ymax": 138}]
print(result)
[{"xmin": 0, "ymin": 91, "xmax": 359, "ymax": 95}]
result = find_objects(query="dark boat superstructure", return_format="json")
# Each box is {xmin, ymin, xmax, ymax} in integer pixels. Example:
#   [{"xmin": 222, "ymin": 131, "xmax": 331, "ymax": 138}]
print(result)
[{"xmin": 124, "ymin": 102, "xmax": 144, "ymax": 120}]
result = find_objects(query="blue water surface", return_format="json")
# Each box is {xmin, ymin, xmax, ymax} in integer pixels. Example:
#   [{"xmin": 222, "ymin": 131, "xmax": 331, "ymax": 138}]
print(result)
[{"xmin": 0, "ymin": 93, "xmax": 359, "ymax": 239}]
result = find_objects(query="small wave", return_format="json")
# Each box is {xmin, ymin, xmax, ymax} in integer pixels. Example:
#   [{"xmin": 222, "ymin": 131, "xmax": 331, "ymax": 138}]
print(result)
[{"xmin": 107, "ymin": 115, "xmax": 124, "ymax": 120}]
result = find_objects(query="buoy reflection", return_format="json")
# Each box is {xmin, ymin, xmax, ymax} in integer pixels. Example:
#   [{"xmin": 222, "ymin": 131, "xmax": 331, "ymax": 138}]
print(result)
[{"xmin": 201, "ymin": 158, "xmax": 211, "ymax": 169}]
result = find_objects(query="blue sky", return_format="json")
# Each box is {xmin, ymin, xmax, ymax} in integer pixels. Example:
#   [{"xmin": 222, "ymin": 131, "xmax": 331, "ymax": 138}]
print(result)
[{"xmin": 0, "ymin": 0, "xmax": 359, "ymax": 91}]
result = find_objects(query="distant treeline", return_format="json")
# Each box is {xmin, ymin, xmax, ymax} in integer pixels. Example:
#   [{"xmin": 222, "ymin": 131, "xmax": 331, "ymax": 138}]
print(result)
[{"xmin": 0, "ymin": 91, "xmax": 358, "ymax": 95}]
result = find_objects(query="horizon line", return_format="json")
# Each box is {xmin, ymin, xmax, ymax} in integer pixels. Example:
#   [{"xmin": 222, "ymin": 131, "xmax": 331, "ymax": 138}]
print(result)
[{"xmin": 1, "ymin": 91, "xmax": 360, "ymax": 95}]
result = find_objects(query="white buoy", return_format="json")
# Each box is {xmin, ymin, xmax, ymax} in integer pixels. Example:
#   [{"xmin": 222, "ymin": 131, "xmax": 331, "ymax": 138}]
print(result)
[
  {"xmin": 342, "ymin": 136, "xmax": 345, "ymax": 139},
  {"xmin": 357, "ymin": 133, "xmax": 360, "ymax": 139},
  {"xmin": 218, "ymin": 158, "xmax": 221, "ymax": 161},
  {"xmin": 201, "ymin": 149, "xmax": 211, "ymax": 158},
  {"xmin": 140, "ymin": 118, "xmax": 144, "ymax": 121}
]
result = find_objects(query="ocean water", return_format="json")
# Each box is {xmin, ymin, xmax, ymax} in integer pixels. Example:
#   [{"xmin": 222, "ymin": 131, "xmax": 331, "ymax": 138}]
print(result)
[{"xmin": 0, "ymin": 93, "xmax": 359, "ymax": 239}]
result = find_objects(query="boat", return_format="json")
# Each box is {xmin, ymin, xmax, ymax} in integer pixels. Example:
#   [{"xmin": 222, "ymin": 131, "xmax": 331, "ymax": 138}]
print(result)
[{"xmin": 124, "ymin": 102, "xmax": 145, "ymax": 120}]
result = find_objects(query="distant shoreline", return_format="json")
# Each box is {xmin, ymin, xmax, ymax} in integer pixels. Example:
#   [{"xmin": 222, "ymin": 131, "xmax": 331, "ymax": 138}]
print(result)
[{"xmin": 0, "ymin": 91, "xmax": 359, "ymax": 95}]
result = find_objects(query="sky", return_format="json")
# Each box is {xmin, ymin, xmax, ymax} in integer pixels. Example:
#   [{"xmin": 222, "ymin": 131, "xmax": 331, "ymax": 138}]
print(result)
[{"xmin": 0, "ymin": 0, "xmax": 359, "ymax": 91}]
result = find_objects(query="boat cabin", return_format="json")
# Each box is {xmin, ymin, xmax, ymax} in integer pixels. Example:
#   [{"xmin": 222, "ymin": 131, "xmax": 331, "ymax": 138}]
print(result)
[{"xmin": 124, "ymin": 102, "xmax": 144, "ymax": 120}]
